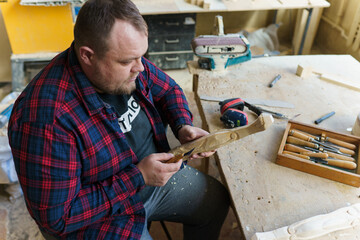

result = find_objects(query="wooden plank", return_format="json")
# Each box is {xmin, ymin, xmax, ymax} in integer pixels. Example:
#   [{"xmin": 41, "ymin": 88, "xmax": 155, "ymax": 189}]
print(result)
[
  {"xmin": 222, "ymin": 0, "xmax": 329, "ymax": 11},
  {"xmin": 134, "ymin": 0, "xmax": 329, "ymax": 14},
  {"xmin": 132, "ymin": 0, "xmax": 179, "ymax": 15},
  {"xmin": 174, "ymin": 0, "xmax": 226, "ymax": 12}
]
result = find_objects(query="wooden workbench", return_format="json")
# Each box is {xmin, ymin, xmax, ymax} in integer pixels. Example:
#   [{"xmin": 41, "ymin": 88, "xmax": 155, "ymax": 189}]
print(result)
[
  {"xmin": 189, "ymin": 55, "xmax": 360, "ymax": 239},
  {"xmin": 133, "ymin": 0, "xmax": 329, "ymax": 14}
]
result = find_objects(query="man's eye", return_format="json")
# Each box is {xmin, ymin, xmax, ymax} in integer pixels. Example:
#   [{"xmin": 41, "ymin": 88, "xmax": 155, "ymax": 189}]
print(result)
[{"xmin": 119, "ymin": 61, "xmax": 132, "ymax": 65}]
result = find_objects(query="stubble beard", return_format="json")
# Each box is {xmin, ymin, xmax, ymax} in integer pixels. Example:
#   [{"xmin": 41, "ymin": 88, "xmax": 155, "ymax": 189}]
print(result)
[
  {"xmin": 112, "ymin": 81, "xmax": 136, "ymax": 95},
  {"xmin": 91, "ymin": 72, "xmax": 137, "ymax": 95}
]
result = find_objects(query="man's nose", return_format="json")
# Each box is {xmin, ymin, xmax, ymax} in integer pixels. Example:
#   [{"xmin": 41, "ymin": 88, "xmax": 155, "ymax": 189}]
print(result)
[{"xmin": 132, "ymin": 58, "xmax": 144, "ymax": 73}]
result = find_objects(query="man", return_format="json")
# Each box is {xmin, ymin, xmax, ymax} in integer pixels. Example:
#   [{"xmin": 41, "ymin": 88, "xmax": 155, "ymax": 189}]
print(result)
[{"xmin": 8, "ymin": 0, "xmax": 230, "ymax": 239}]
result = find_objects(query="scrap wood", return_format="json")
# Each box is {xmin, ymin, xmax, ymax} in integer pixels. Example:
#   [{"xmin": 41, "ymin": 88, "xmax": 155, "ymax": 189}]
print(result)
[
  {"xmin": 186, "ymin": 0, "xmax": 210, "ymax": 9},
  {"xmin": 296, "ymin": 64, "xmax": 360, "ymax": 92}
]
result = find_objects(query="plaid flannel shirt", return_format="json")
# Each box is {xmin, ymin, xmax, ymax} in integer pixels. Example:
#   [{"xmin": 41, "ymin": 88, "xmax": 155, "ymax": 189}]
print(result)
[{"xmin": 8, "ymin": 43, "xmax": 193, "ymax": 239}]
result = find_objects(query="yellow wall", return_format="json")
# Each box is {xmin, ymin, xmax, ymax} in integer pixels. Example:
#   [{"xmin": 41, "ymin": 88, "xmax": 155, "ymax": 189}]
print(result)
[
  {"xmin": 0, "ymin": 0, "xmax": 74, "ymax": 54},
  {"xmin": 0, "ymin": 9, "xmax": 11, "ymax": 83}
]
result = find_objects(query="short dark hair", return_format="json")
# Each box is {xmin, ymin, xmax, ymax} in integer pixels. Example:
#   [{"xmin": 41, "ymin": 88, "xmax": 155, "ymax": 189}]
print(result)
[{"xmin": 74, "ymin": 0, "xmax": 148, "ymax": 58}]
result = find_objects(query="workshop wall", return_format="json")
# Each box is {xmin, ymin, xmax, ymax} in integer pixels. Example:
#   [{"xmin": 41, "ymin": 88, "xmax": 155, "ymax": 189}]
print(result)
[
  {"xmin": 195, "ymin": 9, "xmax": 296, "ymax": 46},
  {"xmin": 195, "ymin": 11, "xmax": 272, "ymax": 35},
  {"xmin": 316, "ymin": 0, "xmax": 360, "ymax": 61}
]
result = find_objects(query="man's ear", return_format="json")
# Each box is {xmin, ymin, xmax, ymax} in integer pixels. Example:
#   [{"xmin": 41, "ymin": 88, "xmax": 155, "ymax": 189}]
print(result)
[{"xmin": 78, "ymin": 46, "xmax": 95, "ymax": 66}]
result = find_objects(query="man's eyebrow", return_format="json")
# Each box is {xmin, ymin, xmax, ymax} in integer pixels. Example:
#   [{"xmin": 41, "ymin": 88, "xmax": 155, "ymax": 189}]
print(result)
[{"xmin": 120, "ymin": 52, "xmax": 146, "ymax": 62}]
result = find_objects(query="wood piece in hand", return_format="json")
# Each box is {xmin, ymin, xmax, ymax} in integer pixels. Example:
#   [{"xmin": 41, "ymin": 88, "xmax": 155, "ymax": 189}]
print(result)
[{"xmin": 166, "ymin": 113, "xmax": 274, "ymax": 163}]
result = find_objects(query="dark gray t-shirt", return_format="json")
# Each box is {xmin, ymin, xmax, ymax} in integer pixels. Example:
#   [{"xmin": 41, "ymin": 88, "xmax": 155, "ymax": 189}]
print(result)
[{"xmin": 98, "ymin": 93, "xmax": 158, "ymax": 161}]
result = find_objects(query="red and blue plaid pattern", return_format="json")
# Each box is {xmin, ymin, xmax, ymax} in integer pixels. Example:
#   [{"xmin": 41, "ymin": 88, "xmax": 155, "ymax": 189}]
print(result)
[{"xmin": 8, "ymin": 43, "xmax": 192, "ymax": 239}]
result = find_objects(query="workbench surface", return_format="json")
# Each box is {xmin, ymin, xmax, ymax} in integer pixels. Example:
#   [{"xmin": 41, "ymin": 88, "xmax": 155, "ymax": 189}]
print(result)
[{"xmin": 190, "ymin": 55, "xmax": 360, "ymax": 239}]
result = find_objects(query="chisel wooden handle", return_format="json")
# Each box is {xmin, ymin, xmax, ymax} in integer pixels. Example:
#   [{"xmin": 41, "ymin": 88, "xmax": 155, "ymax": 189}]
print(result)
[
  {"xmin": 326, "ymin": 159, "xmax": 357, "ymax": 170},
  {"xmin": 290, "ymin": 129, "xmax": 355, "ymax": 156},
  {"xmin": 283, "ymin": 151, "xmax": 310, "ymax": 159},
  {"xmin": 289, "ymin": 129, "xmax": 314, "ymax": 141},
  {"xmin": 284, "ymin": 144, "xmax": 310, "ymax": 153},
  {"xmin": 337, "ymin": 146, "xmax": 355, "ymax": 156},
  {"xmin": 283, "ymin": 151, "xmax": 357, "ymax": 170},
  {"xmin": 324, "ymin": 136, "xmax": 356, "ymax": 150},
  {"xmin": 326, "ymin": 151, "xmax": 355, "ymax": 162},
  {"xmin": 284, "ymin": 144, "xmax": 328, "ymax": 158},
  {"xmin": 286, "ymin": 136, "xmax": 318, "ymax": 148}
]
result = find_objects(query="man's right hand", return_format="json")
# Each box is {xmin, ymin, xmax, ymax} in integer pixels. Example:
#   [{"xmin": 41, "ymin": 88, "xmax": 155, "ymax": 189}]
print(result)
[{"xmin": 136, "ymin": 153, "xmax": 182, "ymax": 186}]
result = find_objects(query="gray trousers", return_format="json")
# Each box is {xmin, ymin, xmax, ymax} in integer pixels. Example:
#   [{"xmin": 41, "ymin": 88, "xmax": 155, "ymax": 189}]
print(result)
[{"xmin": 139, "ymin": 165, "xmax": 230, "ymax": 240}]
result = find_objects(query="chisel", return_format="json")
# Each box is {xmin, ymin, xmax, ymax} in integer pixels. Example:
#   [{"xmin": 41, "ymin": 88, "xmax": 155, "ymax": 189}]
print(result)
[
  {"xmin": 289, "ymin": 129, "xmax": 355, "ymax": 156},
  {"xmin": 320, "ymin": 133, "xmax": 357, "ymax": 150},
  {"xmin": 283, "ymin": 151, "xmax": 357, "ymax": 170},
  {"xmin": 287, "ymin": 134, "xmax": 353, "ymax": 158},
  {"xmin": 303, "ymin": 146, "xmax": 356, "ymax": 162},
  {"xmin": 286, "ymin": 136, "xmax": 319, "ymax": 148},
  {"xmin": 284, "ymin": 144, "xmax": 328, "ymax": 158}
]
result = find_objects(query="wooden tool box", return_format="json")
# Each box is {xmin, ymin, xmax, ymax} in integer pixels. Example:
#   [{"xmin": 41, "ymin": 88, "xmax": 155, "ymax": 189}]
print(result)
[{"xmin": 276, "ymin": 120, "xmax": 360, "ymax": 187}]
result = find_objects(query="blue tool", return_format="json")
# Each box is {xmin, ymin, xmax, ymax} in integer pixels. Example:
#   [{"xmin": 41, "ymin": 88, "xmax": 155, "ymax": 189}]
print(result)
[
  {"xmin": 0, "ymin": 103, "xmax": 14, "ymax": 128},
  {"xmin": 268, "ymin": 74, "xmax": 281, "ymax": 88},
  {"xmin": 314, "ymin": 111, "xmax": 335, "ymax": 124}
]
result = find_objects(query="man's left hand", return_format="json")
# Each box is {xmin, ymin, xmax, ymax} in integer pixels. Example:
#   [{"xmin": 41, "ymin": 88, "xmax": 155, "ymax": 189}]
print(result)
[{"xmin": 177, "ymin": 125, "xmax": 216, "ymax": 159}]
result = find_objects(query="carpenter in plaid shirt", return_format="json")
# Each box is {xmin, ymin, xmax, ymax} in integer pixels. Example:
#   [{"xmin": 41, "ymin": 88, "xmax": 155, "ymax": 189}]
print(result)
[{"xmin": 8, "ymin": 0, "xmax": 230, "ymax": 239}]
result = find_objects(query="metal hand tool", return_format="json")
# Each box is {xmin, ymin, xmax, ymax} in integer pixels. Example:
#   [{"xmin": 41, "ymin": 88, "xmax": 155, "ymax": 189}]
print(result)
[
  {"xmin": 284, "ymin": 144, "xmax": 328, "ymax": 158},
  {"xmin": 320, "ymin": 133, "xmax": 356, "ymax": 150},
  {"xmin": 314, "ymin": 111, "xmax": 335, "ymax": 124},
  {"xmin": 245, "ymin": 101, "xmax": 288, "ymax": 119},
  {"xmin": 286, "ymin": 136, "xmax": 319, "ymax": 148},
  {"xmin": 303, "ymin": 146, "xmax": 355, "ymax": 162},
  {"xmin": 289, "ymin": 129, "xmax": 354, "ymax": 156},
  {"xmin": 283, "ymin": 151, "xmax": 357, "ymax": 170},
  {"xmin": 268, "ymin": 74, "xmax": 281, "ymax": 88}
]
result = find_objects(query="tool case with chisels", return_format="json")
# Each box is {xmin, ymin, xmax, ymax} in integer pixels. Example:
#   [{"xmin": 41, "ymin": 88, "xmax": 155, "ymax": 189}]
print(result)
[{"xmin": 276, "ymin": 120, "xmax": 360, "ymax": 187}]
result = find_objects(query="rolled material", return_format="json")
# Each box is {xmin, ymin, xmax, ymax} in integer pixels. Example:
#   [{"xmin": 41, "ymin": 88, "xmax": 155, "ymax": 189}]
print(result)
[{"xmin": 352, "ymin": 113, "xmax": 360, "ymax": 137}]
